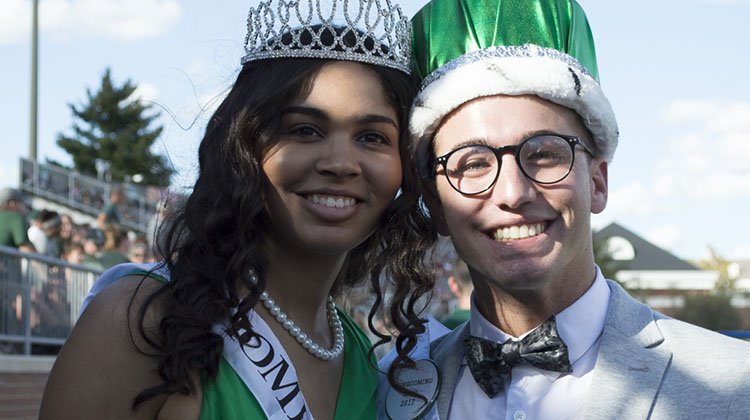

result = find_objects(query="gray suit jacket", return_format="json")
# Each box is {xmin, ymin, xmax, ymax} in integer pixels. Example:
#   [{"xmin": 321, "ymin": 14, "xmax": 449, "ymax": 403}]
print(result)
[{"xmin": 429, "ymin": 280, "xmax": 750, "ymax": 419}]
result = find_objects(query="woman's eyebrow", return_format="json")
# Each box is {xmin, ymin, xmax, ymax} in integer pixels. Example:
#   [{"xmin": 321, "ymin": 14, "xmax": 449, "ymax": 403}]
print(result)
[
  {"xmin": 281, "ymin": 105, "xmax": 327, "ymax": 119},
  {"xmin": 281, "ymin": 105, "xmax": 397, "ymax": 129}
]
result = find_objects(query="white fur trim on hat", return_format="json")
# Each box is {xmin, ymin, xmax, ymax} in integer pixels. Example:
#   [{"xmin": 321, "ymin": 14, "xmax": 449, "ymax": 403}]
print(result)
[{"xmin": 411, "ymin": 45, "xmax": 618, "ymax": 177}]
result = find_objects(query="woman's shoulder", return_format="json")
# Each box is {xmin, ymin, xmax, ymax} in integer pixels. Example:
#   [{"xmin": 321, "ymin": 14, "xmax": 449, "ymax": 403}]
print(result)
[
  {"xmin": 79, "ymin": 262, "xmax": 170, "ymax": 315},
  {"xmin": 40, "ymin": 269, "xmax": 188, "ymax": 419}
]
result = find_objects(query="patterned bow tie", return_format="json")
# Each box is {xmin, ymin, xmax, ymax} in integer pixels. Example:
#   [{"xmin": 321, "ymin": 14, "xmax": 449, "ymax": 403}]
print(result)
[{"xmin": 464, "ymin": 316, "xmax": 572, "ymax": 398}]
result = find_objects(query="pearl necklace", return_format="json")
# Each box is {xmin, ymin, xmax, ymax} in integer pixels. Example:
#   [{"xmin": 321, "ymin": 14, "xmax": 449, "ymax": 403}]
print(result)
[{"xmin": 259, "ymin": 290, "xmax": 345, "ymax": 361}]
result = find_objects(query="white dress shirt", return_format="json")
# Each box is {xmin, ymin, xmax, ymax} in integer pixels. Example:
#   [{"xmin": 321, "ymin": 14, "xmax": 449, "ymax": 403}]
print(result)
[
  {"xmin": 448, "ymin": 268, "xmax": 611, "ymax": 420},
  {"xmin": 27, "ymin": 225, "xmax": 48, "ymax": 254}
]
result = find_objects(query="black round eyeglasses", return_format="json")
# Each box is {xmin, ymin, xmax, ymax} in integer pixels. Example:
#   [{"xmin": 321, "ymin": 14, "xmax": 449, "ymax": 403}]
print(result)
[{"xmin": 433, "ymin": 134, "xmax": 594, "ymax": 195}]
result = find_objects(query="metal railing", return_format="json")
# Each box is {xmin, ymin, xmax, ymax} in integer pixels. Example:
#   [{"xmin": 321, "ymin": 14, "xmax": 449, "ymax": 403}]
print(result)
[
  {"xmin": 19, "ymin": 157, "xmax": 163, "ymax": 233},
  {"xmin": 0, "ymin": 245, "xmax": 102, "ymax": 354}
]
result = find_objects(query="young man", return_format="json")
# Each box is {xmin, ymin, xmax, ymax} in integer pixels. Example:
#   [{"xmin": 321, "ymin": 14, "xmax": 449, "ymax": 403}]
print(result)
[
  {"xmin": 0, "ymin": 187, "xmax": 35, "ymax": 252},
  {"xmin": 401, "ymin": 0, "xmax": 750, "ymax": 418},
  {"xmin": 96, "ymin": 186, "xmax": 123, "ymax": 229},
  {"xmin": 440, "ymin": 259, "xmax": 473, "ymax": 330}
]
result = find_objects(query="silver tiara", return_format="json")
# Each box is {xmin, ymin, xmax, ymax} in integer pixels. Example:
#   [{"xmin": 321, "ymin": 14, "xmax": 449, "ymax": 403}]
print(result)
[{"xmin": 241, "ymin": 0, "xmax": 412, "ymax": 74}]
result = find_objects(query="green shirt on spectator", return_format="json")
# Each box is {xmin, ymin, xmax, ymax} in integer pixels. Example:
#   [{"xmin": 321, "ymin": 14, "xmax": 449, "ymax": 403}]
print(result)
[{"xmin": 0, "ymin": 210, "xmax": 31, "ymax": 248}]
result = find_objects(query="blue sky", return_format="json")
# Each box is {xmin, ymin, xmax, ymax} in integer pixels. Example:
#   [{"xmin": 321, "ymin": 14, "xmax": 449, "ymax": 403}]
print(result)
[{"xmin": 1, "ymin": 0, "xmax": 749, "ymax": 262}]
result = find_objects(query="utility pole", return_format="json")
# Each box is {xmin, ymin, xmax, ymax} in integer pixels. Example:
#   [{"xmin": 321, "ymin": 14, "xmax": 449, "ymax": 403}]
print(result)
[{"xmin": 29, "ymin": 0, "xmax": 39, "ymax": 161}]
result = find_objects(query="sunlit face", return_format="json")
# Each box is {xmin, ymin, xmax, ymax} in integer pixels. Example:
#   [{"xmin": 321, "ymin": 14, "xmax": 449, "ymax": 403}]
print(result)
[
  {"xmin": 60, "ymin": 215, "xmax": 73, "ymax": 238},
  {"xmin": 428, "ymin": 95, "xmax": 608, "ymax": 297},
  {"xmin": 65, "ymin": 247, "xmax": 85, "ymax": 265},
  {"xmin": 261, "ymin": 61, "xmax": 402, "ymax": 258}
]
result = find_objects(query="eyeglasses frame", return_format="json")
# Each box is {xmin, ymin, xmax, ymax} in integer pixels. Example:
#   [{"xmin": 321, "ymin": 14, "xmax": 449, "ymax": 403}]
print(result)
[{"xmin": 433, "ymin": 134, "xmax": 595, "ymax": 196}]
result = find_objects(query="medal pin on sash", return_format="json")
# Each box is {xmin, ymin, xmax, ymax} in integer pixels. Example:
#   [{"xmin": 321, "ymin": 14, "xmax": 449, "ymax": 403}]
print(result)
[{"xmin": 382, "ymin": 316, "xmax": 447, "ymax": 419}]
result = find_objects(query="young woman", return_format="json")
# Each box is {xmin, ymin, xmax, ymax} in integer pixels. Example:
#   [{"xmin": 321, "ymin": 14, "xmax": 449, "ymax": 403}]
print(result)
[{"xmin": 39, "ymin": 2, "xmax": 436, "ymax": 419}]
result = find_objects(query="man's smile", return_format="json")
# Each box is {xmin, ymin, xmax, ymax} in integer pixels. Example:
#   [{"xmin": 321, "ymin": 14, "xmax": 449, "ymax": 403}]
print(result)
[{"xmin": 491, "ymin": 221, "xmax": 549, "ymax": 241}]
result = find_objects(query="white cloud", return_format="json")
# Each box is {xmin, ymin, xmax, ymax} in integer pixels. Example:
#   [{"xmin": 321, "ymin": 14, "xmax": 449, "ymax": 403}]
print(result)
[
  {"xmin": 604, "ymin": 182, "xmax": 657, "ymax": 218},
  {"xmin": 652, "ymin": 172, "xmax": 677, "ymax": 197},
  {"xmin": 133, "ymin": 82, "xmax": 159, "ymax": 102},
  {"xmin": 0, "ymin": 0, "xmax": 182, "ymax": 45},
  {"xmin": 186, "ymin": 58, "xmax": 215, "ymax": 83},
  {"xmin": 0, "ymin": 0, "xmax": 29, "ymax": 45},
  {"xmin": 664, "ymin": 100, "xmax": 750, "ymax": 133},
  {"xmin": 706, "ymin": 103, "xmax": 750, "ymax": 133},
  {"xmin": 658, "ymin": 99, "xmax": 750, "ymax": 200},
  {"xmin": 663, "ymin": 100, "xmax": 717, "ymax": 123}
]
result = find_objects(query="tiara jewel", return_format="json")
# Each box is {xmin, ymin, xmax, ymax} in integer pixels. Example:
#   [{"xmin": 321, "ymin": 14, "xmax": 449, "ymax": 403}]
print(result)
[{"xmin": 242, "ymin": 0, "xmax": 411, "ymax": 74}]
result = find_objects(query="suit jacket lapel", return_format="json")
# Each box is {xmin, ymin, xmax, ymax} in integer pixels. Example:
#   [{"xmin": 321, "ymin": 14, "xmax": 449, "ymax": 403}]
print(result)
[
  {"xmin": 582, "ymin": 281, "xmax": 672, "ymax": 419},
  {"xmin": 430, "ymin": 322, "xmax": 470, "ymax": 420}
]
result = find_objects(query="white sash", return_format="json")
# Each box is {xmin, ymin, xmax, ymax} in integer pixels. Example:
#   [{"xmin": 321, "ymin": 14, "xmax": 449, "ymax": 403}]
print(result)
[
  {"xmin": 214, "ymin": 312, "xmax": 314, "ymax": 420},
  {"xmin": 82, "ymin": 263, "xmax": 316, "ymax": 419},
  {"xmin": 81, "ymin": 263, "xmax": 314, "ymax": 420},
  {"xmin": 377, "ymin": 316, "xmax": 448, "ymax": 420}
]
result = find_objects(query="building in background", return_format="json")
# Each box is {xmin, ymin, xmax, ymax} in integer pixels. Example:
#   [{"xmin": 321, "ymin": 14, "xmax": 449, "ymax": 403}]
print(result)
[{"xmin": 595, "ymin": 223, "xmax": 750, "ymax": 332}]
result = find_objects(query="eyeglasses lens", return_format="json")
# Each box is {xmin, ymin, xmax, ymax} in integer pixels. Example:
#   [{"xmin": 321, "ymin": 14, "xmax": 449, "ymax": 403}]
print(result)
[
  {"xmin": 444, "ymin": 135, "xmax": 574, "ymax": 194},
  {"xmin": 519, "ymin": 135, "xmax": 574, "ymax": 184}
]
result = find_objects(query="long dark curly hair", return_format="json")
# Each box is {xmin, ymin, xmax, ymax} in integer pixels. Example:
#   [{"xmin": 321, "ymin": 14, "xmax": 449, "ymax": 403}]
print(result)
[{"xmin": 131, "ymin": 56, "xmax": 438, "ymax": 407}]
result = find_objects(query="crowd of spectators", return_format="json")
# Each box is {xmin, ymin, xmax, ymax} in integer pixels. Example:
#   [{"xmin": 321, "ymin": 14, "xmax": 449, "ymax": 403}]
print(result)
[
  {"xmin": 1, "ymin": 186, "xmax": 169, "ymax": 354},
  {"xmin": 0, "ymin": 186, "xmax": 161, "ymax": 270}
]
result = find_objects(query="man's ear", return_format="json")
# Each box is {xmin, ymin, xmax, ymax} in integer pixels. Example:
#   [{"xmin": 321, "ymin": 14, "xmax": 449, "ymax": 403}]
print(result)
[
  {"xmin": 590, "ymin": 158, "xmax": 608, "ymax": 214},
  {"xmin": 422, "ymin": 179, "xmax": 450, "ymax": 236}
]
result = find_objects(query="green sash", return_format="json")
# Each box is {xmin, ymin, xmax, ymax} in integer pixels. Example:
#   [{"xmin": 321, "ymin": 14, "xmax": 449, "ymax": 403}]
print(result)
[{"xmin": 200, "ymin": 310, "xmax": 377, "ymax": 420}]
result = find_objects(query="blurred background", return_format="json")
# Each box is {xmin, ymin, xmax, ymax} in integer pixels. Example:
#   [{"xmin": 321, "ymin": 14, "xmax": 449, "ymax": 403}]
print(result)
[{"xmin": 0, "ymin": 1, "xmax": 748, "ymax": 418}]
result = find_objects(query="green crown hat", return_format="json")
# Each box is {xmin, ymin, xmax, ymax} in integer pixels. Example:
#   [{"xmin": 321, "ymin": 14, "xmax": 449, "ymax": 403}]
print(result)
[{"xmin": 410, "ymin": 0, "xmax": 619, "ymax": 177}]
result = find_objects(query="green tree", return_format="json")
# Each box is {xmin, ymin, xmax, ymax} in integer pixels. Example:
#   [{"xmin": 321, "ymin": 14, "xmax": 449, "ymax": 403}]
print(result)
[
  {"xmin": 676, "ymin": 292, "xmax": 741, "ymax": 331},
  {"xmin": 677, "ymin": 247, "xmax": 743, "ymax": 330},
  {"xmin": 56, "ymin": 68, "xmax": 173, "ymax": 187},
  {"xmin": 694, "ymin": 246, "xmax": 735, "ymax": 291}
]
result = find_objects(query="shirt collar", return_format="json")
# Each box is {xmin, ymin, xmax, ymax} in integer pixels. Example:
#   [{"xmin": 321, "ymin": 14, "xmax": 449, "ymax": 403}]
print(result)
[
  {"xmin": 555, "ymin": 266, "xmax": 610, "ymax": 365},
  {"xmin": 469, "ymin": 266, "xmax": 611, "ymax": 366}
]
